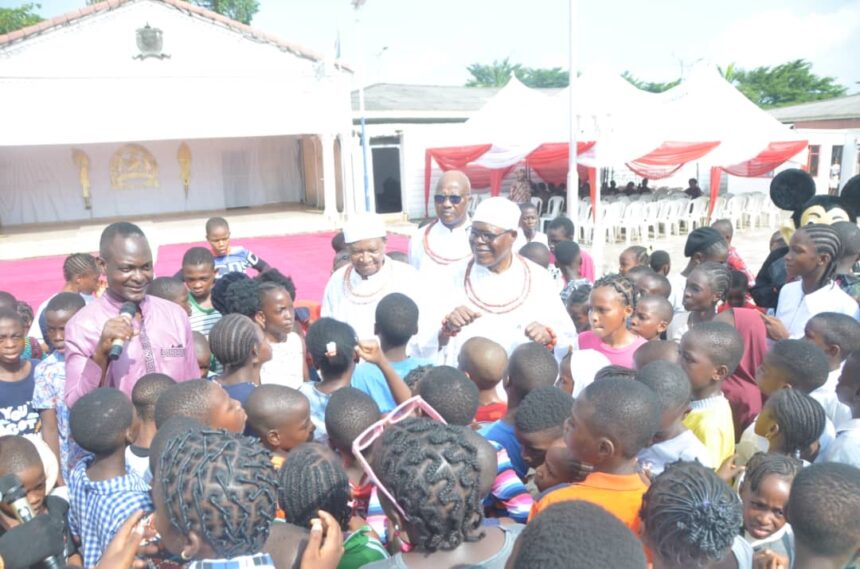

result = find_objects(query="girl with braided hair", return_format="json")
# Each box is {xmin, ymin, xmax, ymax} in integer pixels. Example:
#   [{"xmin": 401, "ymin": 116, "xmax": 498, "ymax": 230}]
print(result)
[
  {"xmin": 577, "ymin": 273, "xmax": 646, "ymax": 368},
  {"xmin": 754, "ymin": 388, "xmax": 826, "ymax": 462},
  {"xmin": 365, "ymin": 418, "xmax": 523, "ymax": 568},
  {"xmin": 209, "ymin": 313, "xmax": 272, "ymax": 406},
  {"xmin": 666, "ymin": 261, "xmax": 731, "ymax": 342},
  {"xmin": 640, "ymin": 460, "xmax": 752, "ymax": 568},
  {"xmin": 767, "ymin": 224, "xmax": 860, "ymax": 340}
]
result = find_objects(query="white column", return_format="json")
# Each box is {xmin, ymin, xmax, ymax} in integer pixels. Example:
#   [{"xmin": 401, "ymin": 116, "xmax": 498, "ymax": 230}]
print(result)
[
  {"xmin": 321, "ymin": 133, "xmax": 338, "ymax": 221},
  {"xmin": 566, "ymin": 0, "xmax": 579, "ymax": 221}
]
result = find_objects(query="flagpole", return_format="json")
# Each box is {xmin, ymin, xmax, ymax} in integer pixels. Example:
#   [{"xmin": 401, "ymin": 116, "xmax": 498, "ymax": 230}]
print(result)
[
  {"xmin": 566, "ymin": 0, "xmax": 578, "ymax": 223},
  {"xmin": 353, "ymin": 0, "xmax": 371, "ymax": 213}
]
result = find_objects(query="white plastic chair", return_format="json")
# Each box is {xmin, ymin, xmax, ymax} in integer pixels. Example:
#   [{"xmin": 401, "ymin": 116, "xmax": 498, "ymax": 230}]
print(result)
[
  {"xmin": 530, "ymin": 196, "xmax": 543, "ymax": 215},
  {"xmin": 643, "ymin": 200, "xmax": 663, "ymax": 239},
  {"xmin": 619, "ymin": 201, "xmax": 646, "ymax": 244},
  {"xmin": 540, "ymin": 196, "xmax": 565, "ymax": 231},
  {"xmin": 723, "ymin": 195, "xmax": 746, "ymax": 230}
]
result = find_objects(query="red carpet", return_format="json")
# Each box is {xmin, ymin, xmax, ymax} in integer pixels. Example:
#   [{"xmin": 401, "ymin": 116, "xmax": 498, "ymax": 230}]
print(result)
[{"xmin": 0, "ymin": 231, "xmax": 409, "ymax": 311}]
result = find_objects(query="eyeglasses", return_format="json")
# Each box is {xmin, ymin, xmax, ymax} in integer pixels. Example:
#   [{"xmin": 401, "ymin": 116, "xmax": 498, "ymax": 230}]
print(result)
[
  {"xmin": 470, "ymin": 228, "xmax": 510, "ymax": 243},
  {"xmin": 351, "ymin": 396, "xmax": 447, "ymax": 521},
  {"xmin": 433, "ymin": 194, "xmax": 464, "ymax": 205}
]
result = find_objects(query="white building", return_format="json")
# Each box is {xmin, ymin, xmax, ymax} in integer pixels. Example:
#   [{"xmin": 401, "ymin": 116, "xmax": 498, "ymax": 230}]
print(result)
[{"xmin": 0, "ymin": 0, "xmax": 355, "ymax": 228}]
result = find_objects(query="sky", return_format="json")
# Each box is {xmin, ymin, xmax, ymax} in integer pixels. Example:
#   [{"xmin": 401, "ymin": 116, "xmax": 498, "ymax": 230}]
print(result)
[{"xmin": 6, "ymin": 0, "xmax": 860, "ymax": 89}]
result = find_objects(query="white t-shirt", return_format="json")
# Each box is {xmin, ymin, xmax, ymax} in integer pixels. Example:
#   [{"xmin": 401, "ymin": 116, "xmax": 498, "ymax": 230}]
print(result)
[
  {"xmin": 775, "ymin": 281, "xmax": 860, "ymax": 339},
  {"xmin": 637, "ymin": 429, "xmax": 713, "ymax": 476},
  {"xmin": 259, "ymin": 332, "xmax": 304, "ymax": 389},
  {"xmin": 667, "ymin": 273, "xmax": 688, "ymax": 315},
  {"xmin": 512, "ymin": 229, "xmax": 549, "ymax": 253},
  {"xmin": 810, "ymin": 385, "xmax": 852, "ymax": 428}
]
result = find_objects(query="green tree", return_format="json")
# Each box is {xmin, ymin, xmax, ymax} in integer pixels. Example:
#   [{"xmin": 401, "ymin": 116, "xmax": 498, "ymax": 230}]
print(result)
[
  {"xmin": 621, "ymin": 70, "xmax": 680, "ymax": 93},
  {"xmin": 0, "ymin": 3, "xmax": 42, "ymax": 35},
  {"xmin": 466, "ymin": 58, "xmax": 523, "ymax": 87},
  {"xmin": 520, "ymin": 67, "xmax": 569, "ymax": 88},
  {"xmin": 729, "ymin": 59, "xmax": 846, "ymax": 108},
  {"xmin": 183, "ymin": 0, "xmax": 259, "ymax": 25}
]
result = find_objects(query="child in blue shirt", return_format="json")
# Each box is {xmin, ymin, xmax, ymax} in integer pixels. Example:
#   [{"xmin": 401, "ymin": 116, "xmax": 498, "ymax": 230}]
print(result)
[{"xmin": 205, "ymin": 216, "xmax": 271, "ymax": 278}]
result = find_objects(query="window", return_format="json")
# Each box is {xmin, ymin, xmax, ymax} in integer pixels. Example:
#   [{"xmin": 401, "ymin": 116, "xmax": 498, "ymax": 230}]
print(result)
[{"xmin": 807, "ymin": 145, "xmax": 820, "ymax": 177}]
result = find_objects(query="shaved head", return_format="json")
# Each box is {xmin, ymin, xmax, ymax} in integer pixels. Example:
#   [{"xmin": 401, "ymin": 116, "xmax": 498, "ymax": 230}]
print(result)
[
  {"xmin": 436, "ymin": 170, "xmax": 471, "ymax": 194},
  {"xmin": 458, "ymin": 336, "xmax": 508, "ymax": 390}
]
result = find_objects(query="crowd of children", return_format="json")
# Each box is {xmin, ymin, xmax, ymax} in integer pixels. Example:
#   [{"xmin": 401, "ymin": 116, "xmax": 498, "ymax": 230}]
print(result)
[{"xmin": 1, "ymin": 206, "xmax": 860, "ymax": 569}]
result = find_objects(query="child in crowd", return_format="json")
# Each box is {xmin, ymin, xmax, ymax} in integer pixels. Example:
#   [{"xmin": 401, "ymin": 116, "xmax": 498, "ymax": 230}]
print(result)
[
  {"xmin": 712, "ymin": 218, "xmax": 754, "ymax": 286},
  {"xmin": 787, "ymin": 463, "xmax": 860, "ymax": 569},
  {"xmin": 629, "ymin": 294, "xmax": 673, "ymax": 341},
  {"xmin": 279, "ymin": 443, "xmax": 388, "ymax": 567},
  {"xmin": 769, "ymin": 224, "xmax": 859, "ymax": 340},
  {"xmin": 546, "ymin": 216, "xmax": 595, "ymax": 282},
  {"xmin": 300, "ymin": 318, "xmax": 359, "ymax": 443},
  {"xmin": 254, "ymin": 274, "xmax": 307, "ymax": 388},
  {"xmin": 147, "ymin": 276, "xmax": 191, "ymax": 316},
  {"xmin": 519, "ymin": 242, "xmax": 551, "ymax": 269},
  {"xmin": 324, "ymin": 387, "xmax": 381, "ymax": 517},
  {"xmin": 555, "ymin": 241, "xmax": 588, "ymax": 303},
  {"xmin": 564, "ymin": 284, "xmax": 591, "ymax": 333},
  {"xmin": 634, "ymin": 270, "xmax": 672, "ymax": 299},
  {"xmin": 154, "ymin": 379, "xmax": 247, "ymax": 433},
  {"xmin": 510, "ymin": 501, "xmax": 647, "ymax": 569},
  {"xmin": 679, "ymin": 321, "xmax": 743, "ymax": 468},
  {"xmin": 533, "ymin": 444, "xmax": 586, "ymax": 499},
  {"xmin": 245, "ymin": 384, "xmax": 315, "ymax": 468},
  {"xmin": 0, "ymin": 308, "xmax": 40, "ymax": 437},
  {"xmin": 128, "ymin": 373, "xmax": 175, "ymax": 482},
  {"xmin": 667, "ymin": 261, "xmax": 731, "ymax": 342},
  {"xmin": 832, "ymin": 220, "xmax": 860, "ymax": 303},
  {"xmin": 181, "ymin": 246, "xmax": 222, "ymax": 336},
  {"xmin": 633, "ymin": 340, "xmax": 679, "ymax": 369},
  {"xmin": 205, "ymin": 216, "xmax": 271, "ymax": 278},
  {"xmin": 33, "ymin": 292, "xmax": 86, "ymax": 484},
  {"xmin": 649, "ymin": 249, "xmax": 670, "ymax": 276},
  {"xmin": 458, "ymin": 336, "xmax": 508, "ymax": 425},
  {"xmin": 618, "ymin": 245, "xmax": 649, "ymax": 275},
  {"xmin": 740, "ymin": 453, "xmax": 802, "ymax": 568},
  {"xmin": 331, "ymin": 231, "xmax": 346, "ymax": 253},
  {"xmin": 641, "ymin": 461, "xmax": 751, "ymax": 568},
  {"xmin": 804, "ymin": 311, "xmax": 860, "ymax": 409},
  {"xmin": 668, "ymin": 227, "xmax": 728, "ymax": 315},
  {"xmin": 16, "ymin": 301, "xmax": 43, "ymax": 361},
  {"xmin": 824, "ymin": 349, "xmax": 860, "ymax": 466},
  {"xmin": 68, "ymin": 388, "xmax": 153, "ymax": 568},
  {"xmin": 512, "ymin": 203, "xmax": 548, "ymax": 251},
  {"xmin": 720, "ymin": 270, "xmax": 762, "ymax": 313},
  {"xmin": 482, "ymin": 342, "xmax": 558, "ymax": 479},
  {"xmin": 192, "ymin": 331, "xmax": 212, "ymax": 378},
  {"xmin": 754, "ymin": 388, "xmax": 826, "ymax": 460},
  {"xmin": 636, "ymin": 361, "xmax": 711, "ymax": 476},
  {"xmin": 577, "ymin": 274, "xmax": 646, "ymax": 368},
  {"xmin": 558, "ymin": 348, "xmax": 610, "ymax": 398},
  {"xmin": 210, "ymin": 313, "xmax": 272, "ymax": 405},
  {"xmin": 531, "ymin": 377, "xmax": 660, "ymax": 537},
  {"xmin": 153, "ymin": 428, "xmax": 279, "ymax": 567},
  {"xmin": 351, "ymin": 293, "xmax": 430, "ymax": 413},
  {"xmin": 514, "ymin": 386, "xmax": 576, "ymax": 472}
]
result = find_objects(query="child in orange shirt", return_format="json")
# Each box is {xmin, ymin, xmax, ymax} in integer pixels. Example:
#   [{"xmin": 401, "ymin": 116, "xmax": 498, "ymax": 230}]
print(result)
[
  {"xmin": 529, "ymin": 376, "xmax": 660, "ymax": 538},
  {"xmin": 457, "ymin": 337, "xmax": 508, "ymax": 426}
]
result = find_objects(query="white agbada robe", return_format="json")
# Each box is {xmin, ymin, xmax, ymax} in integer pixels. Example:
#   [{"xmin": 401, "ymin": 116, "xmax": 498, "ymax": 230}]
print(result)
[
  {"xmin": 321, "ymin": 256, "xmax": 420, "ymax": 340},
  {"xmin": 408, "ymin": 218, "xmax": 472, "ymax": 277},
  {"xmin": 420, "ymin": 254, "xmax": 578, "ymax": 365}
]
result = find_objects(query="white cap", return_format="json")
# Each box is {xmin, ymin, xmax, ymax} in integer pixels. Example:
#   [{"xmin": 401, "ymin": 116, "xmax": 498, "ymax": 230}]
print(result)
[
  {"xmin": 569, "ymin": 349, "xmax": 611, "ymax": 398},
  {"xmin": 472, "ymin": 197, "xmax": 522, "ymax": 231},
  {"xmin": 342, "ymin": 215, "xmax": 387, "ymax": 244}
]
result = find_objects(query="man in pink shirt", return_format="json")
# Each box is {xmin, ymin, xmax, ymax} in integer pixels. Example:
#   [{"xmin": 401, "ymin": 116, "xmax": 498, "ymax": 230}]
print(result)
[{"xmin": 64, "ymin": 222, "xmax": 197, "ymax": 406}]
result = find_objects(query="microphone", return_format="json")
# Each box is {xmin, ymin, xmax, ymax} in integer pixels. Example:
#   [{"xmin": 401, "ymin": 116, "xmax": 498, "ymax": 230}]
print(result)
[
  {"xmin": 108, "ymin": 301, "xmax": 138, "ymax": 361},
  {"xmin": 0, "ymin": 473, "xmax": 35, "ymax": 522},
  {"xmin": 0, "ymin": 475, "xmax": 65, "ymax": 569}
]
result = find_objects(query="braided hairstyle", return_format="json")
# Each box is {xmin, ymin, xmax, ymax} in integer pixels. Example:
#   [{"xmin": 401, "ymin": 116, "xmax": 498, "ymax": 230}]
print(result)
[
  {"xmin": 278, "ymin": 443, "xmax": 351, "ymax": 531},
  {"xmin": 209, "ymin": 313, "xmax": 262, "ymax": 370},
  {"xmin": 689, "ymin": 261, "xmax": 732, "ymax": 304},
  {"xmin": 621, "ymin": 245, "xmax": 650, "ymax": 268},
  {"xmin": 641, "ymin": 461, "xmax": 742, "ymax": 567},
  {"xmin": 373, "ymin": 418, "xmax": 483, "ymax": 552},
  {"xmin": 62, "ymin": 253, "xmax": 98, "ymax": 282},
  {"xmin": 742, "ymin": 452, "xmax": 802, "ymax": 495},
  {"xmin": 796, "ymin": 224, "xmax": 842, "ymax": 286},
  {"xmin": 765, "ymin": 389, "xmax": 826, "ymax": 458},
  {"xmin": 592, "ymin": 272, "xmax": 638, "ymax": 310},
  {"xmin": 157, "ymin": 428, "xmax": 278, "ymax": 559}
]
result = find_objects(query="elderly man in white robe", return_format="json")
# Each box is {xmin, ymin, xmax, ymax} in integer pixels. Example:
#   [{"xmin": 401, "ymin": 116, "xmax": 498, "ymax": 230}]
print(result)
[
  {"xmin": 321, "ymin": 215, "xmax": 419, "ymax": 339},
  {"xmin": 409, "ymin": 170, "xmax": 473, "ymax": 277},
  {"xmin": 422, "ymin": 196, "xmax": 577, "ymax": 365}
]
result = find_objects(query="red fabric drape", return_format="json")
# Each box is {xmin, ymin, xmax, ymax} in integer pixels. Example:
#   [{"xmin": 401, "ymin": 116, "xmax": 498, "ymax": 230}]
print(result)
[
  {"xmin": 708, "ymin": 166, "xmax": 721, "ymax": 221},
  {"xmin": 721, "ymin": 140, "xmax": 808, "ymax": 177},
  {"xmin": 626, "ymin": 141, "xmax": 721, "ymax": 179},
  {"xmin": 525, "ymin": 141, "xmax": 597, "ymax": 185},
  {"xmin": 424, "ymin": 144, "xmax": 493, "ymax": 215}
]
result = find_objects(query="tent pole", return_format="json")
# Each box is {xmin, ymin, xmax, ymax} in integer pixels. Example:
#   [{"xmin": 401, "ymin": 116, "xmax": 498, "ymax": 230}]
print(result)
[{"xmin": 565, "ymin": 0, "xmax": 578, "ymax": 223}]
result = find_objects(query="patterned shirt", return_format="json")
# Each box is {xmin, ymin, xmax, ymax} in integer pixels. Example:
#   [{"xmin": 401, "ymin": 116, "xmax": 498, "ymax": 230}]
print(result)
[
  {"xmin": 0, "ymin": 359, "xmax": 40, "ymax": 436},
  {"xmin": 483, "ymin": 440, "xmax": 533, "ymax": 523},
  {"xmin": 68, "ymin": 456, "xmax": 154, "ymax": 568},
  {"xmin": 186, "ymin": 553, "xmax": 276, "ymax": 569},
  {"xmin": 188, "ymin": 293, "xmax": 222, "ymax": 337},
  {"xmin": 213, "ymin": 246, "xmax": 269, "ymax": 279},
  {"xmin": 32, "ymin": 351, "xmax": 87, "ymax": 480}
]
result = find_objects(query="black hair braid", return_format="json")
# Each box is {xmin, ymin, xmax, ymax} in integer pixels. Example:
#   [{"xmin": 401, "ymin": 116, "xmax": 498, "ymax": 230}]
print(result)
[
  {"xmin": 593, "ymin": 273, "xmax": 638, "ymax": 309},
  {"xmin": 641, "ymin": 461, "xmax": 741, "ymax": 567},
  {"xmin": 375, "ymin": 419, "xmax": 484, "ymax": 553},
  {"xmin": 158, "ymin": 429, "xmax": 278, "ymax": 559},
  {"xmin": 62, "ymin": 253, "xmax": 98, "ymax": 282},
  {"xmin": 278, "ymin": 444, "xmax": 351, "ymax": 530},
  {"xmin": 693, "ymin": 261, "xmax": 732, "ymax": 303},
  {"xmin": 768, "ymin": 389, "xmax": 826, "ymax": 458},
  {"xmin": 799, "ymin": 224, "xmax": 842, "ymax": 286},
  {"xmin": 626, "ymin": 246, "xmax": 650, "ymax": 267},
  {"xmin": 743, "ymin": 453, "xmax": 802, "ymax": 493},
  {"xmin": 209, "ymin": 313, "xmax": 261, "ymax": 370}
]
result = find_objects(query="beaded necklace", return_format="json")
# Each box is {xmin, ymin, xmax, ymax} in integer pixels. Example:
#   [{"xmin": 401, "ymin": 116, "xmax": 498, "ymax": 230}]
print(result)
[
  {"xmin": 343, "ymin": 262, "xmax": 389, "ymax": 304},
  {"xmin": 422, "ymin": 220, "xmax": 472, "ymax": 265},
  {"xmin": 464, "ymin": 254, "xmax": 531, "ymax": 314}
]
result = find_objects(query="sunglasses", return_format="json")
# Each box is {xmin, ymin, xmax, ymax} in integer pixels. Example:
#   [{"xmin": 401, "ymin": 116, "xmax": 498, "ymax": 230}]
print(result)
[
  {"xmin": 351, "ymin": 396, "xmax": 447, "ymax": 521},
  {"xmin": 434, "ymin": 194, "xmax": 464, "ymax": 205}
]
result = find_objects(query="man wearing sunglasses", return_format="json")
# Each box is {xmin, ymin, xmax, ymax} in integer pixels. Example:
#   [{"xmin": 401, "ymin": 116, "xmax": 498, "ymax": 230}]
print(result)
[
  {"xmin": 420, "ymin": 196, "xmax": 577, "ymax": 365},
  {"xmin": 321, "ymin": 214, "xmax": 420, "ymax": 340},
  {"xmin": 409, "ymin": 170, "xmax": 473, "ymax": 278}
]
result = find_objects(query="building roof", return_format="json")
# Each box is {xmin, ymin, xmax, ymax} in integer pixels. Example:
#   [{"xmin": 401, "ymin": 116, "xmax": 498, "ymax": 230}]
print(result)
[
  {"xmin": 0, "ymin": 0, "xmax": 349, "ymax": 70},
  {"xmin": 770, "ymin": 93, "xmax": 860, "ymax": 123},
  {"xmin": 352, "ymin": 83, "xmax": 562, "ymax": 113}
]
